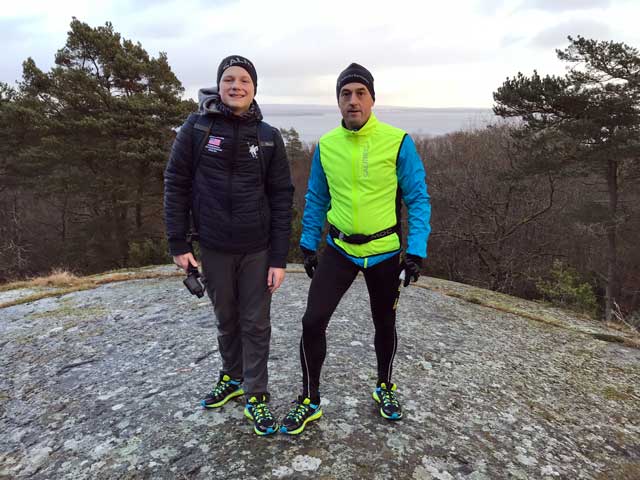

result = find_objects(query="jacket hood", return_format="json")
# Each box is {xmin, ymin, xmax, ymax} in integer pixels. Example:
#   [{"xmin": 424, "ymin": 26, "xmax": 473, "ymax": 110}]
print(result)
[
  {"xmin": 197, "ymin": 86, "xmax": 263, "ymax": 121},
  {"xmin": 197, "ymin": 86, "xmax": 222, "ymax": 114}
]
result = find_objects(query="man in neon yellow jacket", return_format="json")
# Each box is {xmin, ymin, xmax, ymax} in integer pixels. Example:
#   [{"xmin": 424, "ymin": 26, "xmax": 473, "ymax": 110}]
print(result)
[{"xmin": 280, "ymin": 63, "xmax": 431, "ymax": 435}]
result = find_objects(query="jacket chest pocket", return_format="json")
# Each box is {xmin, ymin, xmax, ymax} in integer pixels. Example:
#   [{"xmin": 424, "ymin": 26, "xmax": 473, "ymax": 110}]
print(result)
[
  {"xmin": 234, "ymin": 142, "xmax": 265, "ymax": 177},
  {"xmin": 200, "ymin": 147, "xmax": 232, "ymax": 174}
]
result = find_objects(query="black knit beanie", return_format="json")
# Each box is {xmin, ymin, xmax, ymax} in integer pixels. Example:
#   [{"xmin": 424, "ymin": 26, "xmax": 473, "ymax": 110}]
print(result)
[
  {"xmin": 217, "ymin": 55, "xmax": 258, "ymax": 92},
  {"xmin": 336, "ymin": 63, "xmax": 375, "ymax": 101}
]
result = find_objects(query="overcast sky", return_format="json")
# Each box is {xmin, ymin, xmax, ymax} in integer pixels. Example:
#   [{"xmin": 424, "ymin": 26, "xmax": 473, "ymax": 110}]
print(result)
[{"xmin": 2, "ymin": 0, "xmax": 639, "ymax": 108}]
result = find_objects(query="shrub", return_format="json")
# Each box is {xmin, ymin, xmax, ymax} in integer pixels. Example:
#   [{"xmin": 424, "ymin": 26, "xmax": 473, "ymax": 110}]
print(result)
[
  {"xmin": 128, "ymin": 238, "xmax": 172, "ymax": 267},
  {"xmin": 536, "ymin": 260, "xmax": 599, "ymax": 317}
]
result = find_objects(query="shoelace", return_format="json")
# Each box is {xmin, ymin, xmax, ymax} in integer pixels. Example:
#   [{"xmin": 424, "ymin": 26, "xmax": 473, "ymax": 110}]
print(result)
[
  {"xmin": 286, "ymin": 402, "xmax": 312, "ymax": 423},
  {"xmin": 210, "ymin": 379, "xmax": 232, "ymax": 397},
  {"xmin": 251, "ymin": 403, "xmax": 273, "ymax": 421},
  {"xmin": 380, "ymin": 388, "xmax": 399, "ymax": 408}
]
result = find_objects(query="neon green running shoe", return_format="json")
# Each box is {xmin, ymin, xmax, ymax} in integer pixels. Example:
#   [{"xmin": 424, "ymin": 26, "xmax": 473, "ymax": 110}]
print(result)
[
  {"xmin": 280, "ymin": 396, "xmax": 323, "ymax": 435},
  {"xmin": 201, "ymin": 374, "xmax": 244, "ymax": 408},
  {"xmin": 373, "ymin": 383, "xmax": 403, "ymax": 420},
  {"xmin": 244, "ymin": 395, "xmax": 278, "ymax": 436}
]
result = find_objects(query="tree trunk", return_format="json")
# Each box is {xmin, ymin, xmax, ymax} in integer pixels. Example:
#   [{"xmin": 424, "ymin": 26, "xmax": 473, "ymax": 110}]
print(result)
[
  {"xmin": 135, "ymin": 169, "xmax": 145, "ymax": 230},
  {"xmin": 118, "ymin": 205, "xmax": 129, "ymax": 267},
  {"xmin": 135, "ymin": 200, "xmax": 142, "ymax": 231},
  {"xmin": 604, "ymin": 157, "xmax": 619, "ymax": 322},
  {"xmin": 111, "ymin": 193, "xmax": 129, "ymax": 267},
  {"xmin": 61, "ymin": 194, "xmax": 68, "ymax": 241}
]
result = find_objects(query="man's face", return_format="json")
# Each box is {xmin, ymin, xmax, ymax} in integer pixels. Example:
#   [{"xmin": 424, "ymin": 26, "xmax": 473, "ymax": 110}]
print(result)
[
  {"xmin": 219, "ymin": 66, "xmax": 255, "ymax": 115},
  {"xmin": 338, "ymin": 82, "xmax": 374, "ymax": 130}
]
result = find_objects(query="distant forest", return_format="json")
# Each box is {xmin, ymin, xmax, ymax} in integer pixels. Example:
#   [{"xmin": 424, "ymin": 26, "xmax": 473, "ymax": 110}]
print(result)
[{"xmin": 1, "ymin": 20, "xmax": 638, "ymax": 326}]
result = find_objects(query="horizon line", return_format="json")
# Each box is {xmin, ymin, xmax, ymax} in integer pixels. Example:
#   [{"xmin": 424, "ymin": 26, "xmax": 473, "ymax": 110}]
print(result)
[{"xmin": 258, "ymin": 103, "xmax": 494, "ymax": 111}]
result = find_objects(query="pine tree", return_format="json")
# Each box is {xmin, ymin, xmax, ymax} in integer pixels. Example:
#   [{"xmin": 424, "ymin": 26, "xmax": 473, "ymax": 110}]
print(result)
[
  {"xmin": 493, "ymin": 36, "xmax": 640, "ymax": 321},
  {"xmin": 2, "ymin": 18, "xmax": 195, "ymax": 271}
]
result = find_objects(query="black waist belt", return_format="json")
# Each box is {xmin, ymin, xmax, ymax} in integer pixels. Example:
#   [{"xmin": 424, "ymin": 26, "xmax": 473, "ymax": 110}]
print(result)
[{"xmin": 329, "ymin": 224, "xmax": 397, "ymax": 245}]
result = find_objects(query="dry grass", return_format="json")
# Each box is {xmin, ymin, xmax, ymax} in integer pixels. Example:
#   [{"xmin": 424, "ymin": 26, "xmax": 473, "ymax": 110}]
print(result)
[
  {"xmin": 623, "ymin": 336, "xmax": 640, "ymax": 349},
  {"xmin": 606, "ymin": 320, "xmax": 640, "ymax": 335},
  {"xmin": 0, "ymin": 269, "xmax": 82, "ymax": 292},
  {"xmin": 29, "ymin": 269, "xmax": 83, "ymax": 288},
  {"xmin": 412, "ymin": 281, "xmax": 640, "ymax": 350},
  {"xmin": 0, "ymin": 269, "xmax": 182, "ymax": 309}
]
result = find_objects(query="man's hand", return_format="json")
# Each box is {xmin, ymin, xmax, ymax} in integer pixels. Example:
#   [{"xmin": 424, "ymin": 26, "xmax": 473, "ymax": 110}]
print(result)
[
  {"xmin": 173, "ymin": 252, "xmax": 198, "ymax": 273},
  {"xmin": 301, "ymin": 247, "xmax": 318, "ymax": 279},
  {"xmin": 267, "ymin": 267, "xmax": 286, "ymax": 293},
  {"xmin": 401, "ymin": 254, "xmax": 422, "ymax": 287}
]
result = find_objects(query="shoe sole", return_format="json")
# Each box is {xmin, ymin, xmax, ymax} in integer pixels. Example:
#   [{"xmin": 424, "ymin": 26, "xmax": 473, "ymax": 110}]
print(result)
[
  {"xmin": 279, "ymin": 409, "xmax": 323, "ymax": 435},
  {"xmin": 244, "ymin": 408, "xmax": 278, "ymax": 436},
  {"xmin": 372, "ymin": 391, "xmax": 403, "ymax": 420},
  {"xmin": 201, "ymin": 388, "xmax": 245, "ymax": 409}
]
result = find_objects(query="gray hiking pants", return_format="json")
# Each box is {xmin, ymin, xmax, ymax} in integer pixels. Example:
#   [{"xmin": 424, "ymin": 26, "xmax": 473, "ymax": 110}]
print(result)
[{"xmin": 200, "ymin": 247, "xmax": 272, "ymax": 398}]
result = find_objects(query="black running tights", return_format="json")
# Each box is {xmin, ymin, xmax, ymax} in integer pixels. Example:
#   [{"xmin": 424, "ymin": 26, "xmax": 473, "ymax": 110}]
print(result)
[{"xmin": 299, "ymin": 246, "xmax": 401, "ymax": 401}]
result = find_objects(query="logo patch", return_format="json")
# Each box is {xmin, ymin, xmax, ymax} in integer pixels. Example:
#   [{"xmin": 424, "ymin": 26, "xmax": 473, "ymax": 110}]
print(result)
[
  {"xmin": 249, "ymin": 144, "xmax": 259, "ymax": 159},
  {"xmin": 205, "ymin": 136, "xmax": 224, "ymax": 153},
  {"xmin": 362, "ymin": 144, "xmax": 369, "ymax": 178}
]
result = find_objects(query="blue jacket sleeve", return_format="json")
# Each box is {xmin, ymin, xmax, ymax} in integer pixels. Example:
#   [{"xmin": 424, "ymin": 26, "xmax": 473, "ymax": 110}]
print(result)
[
  {"xmin": 300, "ymin": 146, "xmax": 330, "ymax": 251},
  {"xmin": 397, "ymin": 135, "xmax": 431, "ymax": 258}
]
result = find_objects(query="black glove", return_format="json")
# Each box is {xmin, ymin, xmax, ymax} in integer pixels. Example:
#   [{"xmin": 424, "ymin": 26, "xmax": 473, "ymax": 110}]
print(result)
[
  {"xmin": 301, "ymin": 247, "xmax": 318, "ymax": 279},
  {"xmin": 401, "ymin": 254, "xmax": 422, "ymax": 287}
]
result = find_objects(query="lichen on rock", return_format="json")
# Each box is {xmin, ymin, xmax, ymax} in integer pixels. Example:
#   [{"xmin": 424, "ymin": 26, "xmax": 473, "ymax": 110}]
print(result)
[{"xmin": 1, "ymin": 265, "xmax": 639, "ymax": 479}]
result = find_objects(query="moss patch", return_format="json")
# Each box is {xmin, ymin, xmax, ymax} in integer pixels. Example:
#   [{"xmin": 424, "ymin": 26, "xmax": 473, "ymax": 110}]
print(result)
[
  {"xmin": 595, "ymin": 463, "xmax": 640, "ymax": 480},
  {"xmin": 27, "ymin": 298, "xmax": 107, "ymax": 322},
  {"xmin": 413, "ymin": 280, "xmax": 639, "ymax": 350},
  {"xmin": 602, "ymin": 386, "xmax": 636, "ymax": 402}
]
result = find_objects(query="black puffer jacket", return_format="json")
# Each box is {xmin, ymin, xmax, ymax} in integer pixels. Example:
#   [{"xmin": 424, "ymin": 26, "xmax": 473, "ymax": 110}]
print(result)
[{"xmin": 163, "ymin": 91, "xmax": 294, "ymax": 267}]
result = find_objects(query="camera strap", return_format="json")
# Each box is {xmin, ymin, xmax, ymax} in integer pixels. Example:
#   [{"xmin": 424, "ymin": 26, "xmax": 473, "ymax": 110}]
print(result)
[{"xmin": 192, "ymin": 115, "xmax": 217, "ymax": 180}]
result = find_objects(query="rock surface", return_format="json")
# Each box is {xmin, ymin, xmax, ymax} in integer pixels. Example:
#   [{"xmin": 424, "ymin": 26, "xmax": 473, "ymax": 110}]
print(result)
[{"xmin": 1, "ymin": 266, "xmax": 639, "ymax": 479}]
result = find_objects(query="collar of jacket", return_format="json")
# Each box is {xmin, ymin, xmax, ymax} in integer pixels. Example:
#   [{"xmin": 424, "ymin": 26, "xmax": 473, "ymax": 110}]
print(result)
[{"xmin": 340, "ymin": 112, "xmax": 379, "ymax": 136}]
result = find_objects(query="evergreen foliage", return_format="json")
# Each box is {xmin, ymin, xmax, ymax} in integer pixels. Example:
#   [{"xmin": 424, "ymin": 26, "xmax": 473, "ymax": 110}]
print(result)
[
  {"xmin": 536, "ymin": 260, "xmax": 598, "ymax": 317},
  {"xmin": 493, "ymin": 36, "xmax": 640, "ymax": 320},
  {"xmin": 0, "ymin": 19, "xmax": 195, "ymax": 278}
]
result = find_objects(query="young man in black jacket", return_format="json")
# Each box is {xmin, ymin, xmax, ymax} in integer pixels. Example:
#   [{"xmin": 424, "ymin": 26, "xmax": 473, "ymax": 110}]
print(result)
[{"xmin": 164, "ymin": 55, "xmax": 294, "ymax": 436}]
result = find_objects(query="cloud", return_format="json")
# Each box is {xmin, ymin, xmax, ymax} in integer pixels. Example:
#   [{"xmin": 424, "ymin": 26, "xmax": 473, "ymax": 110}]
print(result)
[
  {"xmin": 157, "ymin": 19, "xmax": 497, "ymax": 102},
  {"xmin": 245, "ymin": 25, "xmax": 492, "ymax": 79},
  {"xmin": 530, "ymin": 19, "xmax": 612, "ymax": 48},
  {"xmin": 0, "ymin": 0, "xmax": 637, "ymax": 108},
  {"xmin": 0, "ymin": 15, "xmax": 61, "ymax": 85},
  {"xmin": 527, "ymin": 0, "xmax": 612, "ymax": 12},
  {"xmin": 500, "ymin": 33, "xmax": 528, "ymax": 48},
  {"xmin": 473, "ymin": 0, "xmax": 510, "ymax": 15},
  {"xmin": 0, "ymin": 15, "xmax": 45, "ymax": 43},
  {"xmin": 475, "ymin": 0, "xmax": 613, "ymax": 16},
  {"xmin": 125, "ymin": 18, "xmax": 191, "ymax": 40}
]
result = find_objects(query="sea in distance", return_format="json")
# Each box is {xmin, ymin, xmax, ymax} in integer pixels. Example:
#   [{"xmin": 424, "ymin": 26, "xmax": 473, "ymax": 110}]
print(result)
[{"xmin": 260, "ymin": 104, "xmax": 499, "ymax": 143}]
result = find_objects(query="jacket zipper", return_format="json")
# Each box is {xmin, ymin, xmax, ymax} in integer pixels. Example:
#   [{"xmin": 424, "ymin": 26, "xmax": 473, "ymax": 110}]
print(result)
[
  {"xmin": 229, "ymin": 120, "xmax": 239, "ymax": 240},
  {"xmin": 256, "ymin": 124, "xmax": 266, "ymax": 234},
  {"xmin": 351, "ymin": 133, "xmax": 360, "ymax": 234}
]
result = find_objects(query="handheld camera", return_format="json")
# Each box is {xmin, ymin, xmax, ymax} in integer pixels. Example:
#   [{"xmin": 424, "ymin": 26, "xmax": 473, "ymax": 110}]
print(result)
[{"xmin": 183, "ymin": 264, "xmax": 206, "ymax": 298}]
